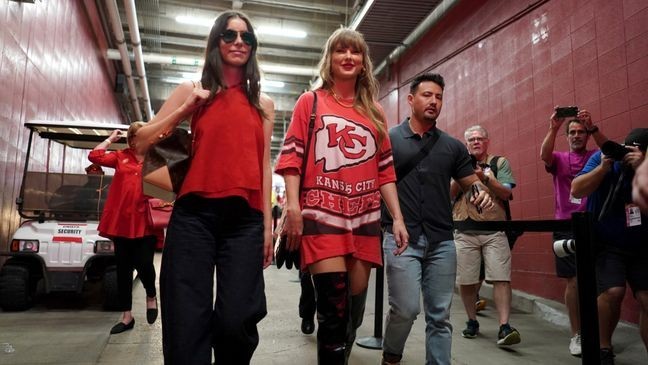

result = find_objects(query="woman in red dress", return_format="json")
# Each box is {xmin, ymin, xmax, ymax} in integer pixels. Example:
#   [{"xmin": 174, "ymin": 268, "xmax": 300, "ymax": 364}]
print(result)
[
  {"xmin": 275, "ymin": 28, "xmax": 409, "ymax": 363},
  {"xmin": 89, "ymin": 121, "xmax": 158, "ymax": 334}
]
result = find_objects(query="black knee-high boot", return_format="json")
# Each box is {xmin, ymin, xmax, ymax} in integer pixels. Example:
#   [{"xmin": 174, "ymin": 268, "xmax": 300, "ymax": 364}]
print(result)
[
  {"xmin": 344, "ymin": 289, "xmax": 367, "ymax": 364},
  {"xmin": 313, "ymin": 272, "xmax": 349, "ymax": 365}
]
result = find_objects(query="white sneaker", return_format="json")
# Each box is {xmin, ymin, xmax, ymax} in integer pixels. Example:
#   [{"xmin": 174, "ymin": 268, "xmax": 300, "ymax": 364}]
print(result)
[{"xmin": 569, "ymin": 333, "xmax": 582, "ymax": 356}]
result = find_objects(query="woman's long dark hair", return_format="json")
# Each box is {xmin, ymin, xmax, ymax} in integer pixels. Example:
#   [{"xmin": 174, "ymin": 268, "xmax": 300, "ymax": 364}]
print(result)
[{"xmin": 201, "ymin": 11, "xmax": 265, "ymax": 118}]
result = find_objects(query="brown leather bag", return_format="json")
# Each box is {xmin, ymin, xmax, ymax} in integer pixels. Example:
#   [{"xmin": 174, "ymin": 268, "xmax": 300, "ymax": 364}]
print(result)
[{"xmin": 142, "ymin": 128, "xmax": 192, "ymax": 201}]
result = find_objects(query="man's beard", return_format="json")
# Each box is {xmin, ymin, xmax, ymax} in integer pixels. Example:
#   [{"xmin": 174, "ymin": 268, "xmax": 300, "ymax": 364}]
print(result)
[
  {"xmin": 570, "ymin": 142, "xmax": 585, "ymax": 152},
  {"xmin": 422, "ymin": 114, "xmax": 437, "ymax": 125}
]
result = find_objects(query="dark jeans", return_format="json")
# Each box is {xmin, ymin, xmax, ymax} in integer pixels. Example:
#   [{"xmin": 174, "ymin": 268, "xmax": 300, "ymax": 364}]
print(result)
[
  {"xmin": 161, "ymin": 195, "xmax": 267, "ymax": 365},
  {"xmin": 112, "ymin": 235, "xmax": 157, "ymax": 311},
  {"xmin": 299, "ymin": 271, "xmax": 316, "ymax": 320}
]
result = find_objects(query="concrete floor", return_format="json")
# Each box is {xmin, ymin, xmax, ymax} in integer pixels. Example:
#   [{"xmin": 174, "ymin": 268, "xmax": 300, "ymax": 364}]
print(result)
[{"xmin": 0, "ymin": 252, "xmax": 645, "ymax": 364}]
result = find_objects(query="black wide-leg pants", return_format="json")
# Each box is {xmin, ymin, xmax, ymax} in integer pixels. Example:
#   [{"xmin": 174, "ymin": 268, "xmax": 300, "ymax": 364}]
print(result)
[{"xmin": 161, "ymin": 195, "xmax": 267, "ymax": 365}]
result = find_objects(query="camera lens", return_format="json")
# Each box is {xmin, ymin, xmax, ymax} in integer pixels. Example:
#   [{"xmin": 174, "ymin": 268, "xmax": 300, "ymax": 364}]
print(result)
[
  {"xmin": 601, "ymin": 140, "xmax": 630, "ymax": 161},
  {"xmin": 553, "ymin": 239, "xmax": 576, "ymax": 258}
]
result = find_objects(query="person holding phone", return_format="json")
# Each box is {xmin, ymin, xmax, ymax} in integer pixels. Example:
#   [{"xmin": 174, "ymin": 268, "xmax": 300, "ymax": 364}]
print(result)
[{"xmin": 540, "ymin": 107, "xmax": 608, "ymax": 356}]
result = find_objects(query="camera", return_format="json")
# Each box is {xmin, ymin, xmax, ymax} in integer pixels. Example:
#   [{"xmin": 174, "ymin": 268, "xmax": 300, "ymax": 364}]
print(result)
[
  {"xmin": 555, "ymin": 106, "xmax": 579, "ymax": 118},
  {"xmin": 601, "ymin": 140, "xmax": 632, "ymax": 161},
  {"xmin": 553, "ymin": 239, "xmax": 576, "ymax": 258},
  {"xmin": 469, "ymin": 154, "xmax": 489, "ymax": 170}
]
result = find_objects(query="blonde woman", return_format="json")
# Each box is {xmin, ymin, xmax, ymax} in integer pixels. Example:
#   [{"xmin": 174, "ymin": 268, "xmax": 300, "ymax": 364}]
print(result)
[
  {"xmin": 275, "ymin": 28, "xmax": 408, "ymax": 364},
  {"xmin": 89, "ymin": 121, "xmax": 158, "ymax": 334}
]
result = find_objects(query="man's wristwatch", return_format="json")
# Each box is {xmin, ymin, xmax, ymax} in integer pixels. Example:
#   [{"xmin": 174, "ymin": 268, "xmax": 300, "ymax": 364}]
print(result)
[{"xmin": 587, "ymin": 125, "xmax": 599, "ymax": 134}]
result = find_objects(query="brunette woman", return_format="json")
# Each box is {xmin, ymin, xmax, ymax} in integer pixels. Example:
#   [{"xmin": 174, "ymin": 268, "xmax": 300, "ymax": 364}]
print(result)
[
  {"xmin": 131, "ymin": 11, "xmax": 274, "ymax": 364},
  {"xmin": 275, "ymin": 28, "xmax": 409, "ymax": 364}
]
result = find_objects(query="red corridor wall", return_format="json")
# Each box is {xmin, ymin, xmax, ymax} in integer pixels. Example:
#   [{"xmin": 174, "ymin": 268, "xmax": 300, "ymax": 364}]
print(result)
[
  {"xmin": 0, "ymin": 1, "xmax": 123, "ymax": 253},
  {"xmin": 377, "ymin": 0, "xmax": 648, "ymax": 323}
]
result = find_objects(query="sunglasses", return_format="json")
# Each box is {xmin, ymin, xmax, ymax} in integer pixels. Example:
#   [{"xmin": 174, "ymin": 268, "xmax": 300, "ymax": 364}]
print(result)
[{"xmin": 220, "ymin": 29, "xmax": 256, "ymax": 47}]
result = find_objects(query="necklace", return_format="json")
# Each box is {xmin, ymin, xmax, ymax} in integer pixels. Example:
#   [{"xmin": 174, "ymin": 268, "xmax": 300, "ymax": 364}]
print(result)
[{"xmin": 330, "ymin": 89, "xmax": 355, "ymax": 108}]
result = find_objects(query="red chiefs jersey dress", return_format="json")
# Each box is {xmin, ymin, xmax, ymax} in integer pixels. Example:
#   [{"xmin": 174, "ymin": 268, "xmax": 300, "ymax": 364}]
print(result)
[{"xmin": 274, "ymin": 89, "xmax": 396, "ymax": 267}]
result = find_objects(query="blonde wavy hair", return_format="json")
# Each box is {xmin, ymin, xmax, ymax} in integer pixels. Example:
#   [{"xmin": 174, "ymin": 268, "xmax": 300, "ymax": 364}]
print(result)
[
  {"xmin": 127, "ymin": 121, "xmax": 146, "ymax": 149},
  {"xmin": 317, "ymin": 28, "xmax": 386, "ymax": 142}
]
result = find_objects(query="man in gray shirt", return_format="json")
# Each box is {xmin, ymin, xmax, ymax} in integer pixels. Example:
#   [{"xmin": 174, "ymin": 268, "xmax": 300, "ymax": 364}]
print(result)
[{"xmin": 381, "ymin": 73, "xmax": 493, "ymax": 365}]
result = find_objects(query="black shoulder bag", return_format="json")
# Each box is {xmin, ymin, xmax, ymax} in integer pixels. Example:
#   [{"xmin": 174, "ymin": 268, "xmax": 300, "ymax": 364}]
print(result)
[
  {"xmin": 396, "ymin": 129, "xmax": 440, "ymax": 182},
  {"xmin": 275, "ymin": 91, "xmax": 318, "ymax": 270},
  {"xmin": 489, "ymin": 156, "xmax": 523, "ymax": 249}
]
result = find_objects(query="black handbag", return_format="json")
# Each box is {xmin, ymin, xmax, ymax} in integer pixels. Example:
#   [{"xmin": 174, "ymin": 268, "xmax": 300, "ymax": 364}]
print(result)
[
  {"xmin": 489, "ymin": 156, "xmax": 523, "ymax": 249},
  {"xmin": 274, "ymin": 91, "xmax": 317, "ymax": 270},
  {"xmin": 141, "ymin": 128, "xmax": 192, "ymax": 201}
]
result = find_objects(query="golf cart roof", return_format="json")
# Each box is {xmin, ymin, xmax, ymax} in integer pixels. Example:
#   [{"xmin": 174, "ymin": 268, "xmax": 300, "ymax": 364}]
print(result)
[{"xmin": 25, "ymin": 120, "xmax": 129, "ymax": 150}]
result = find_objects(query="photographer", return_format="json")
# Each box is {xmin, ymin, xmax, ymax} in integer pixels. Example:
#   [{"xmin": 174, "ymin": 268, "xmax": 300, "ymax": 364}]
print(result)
[
  {"xmin": 539, "ymin": 107, "xmax": 607, "ymax": 356},
  {"xmin": 571, "ymin": 128, "xmax": 648, "ymax": 364},
  {"xmin": 450, "ymin": 125, "xmax": 520, "ymax": 346}
]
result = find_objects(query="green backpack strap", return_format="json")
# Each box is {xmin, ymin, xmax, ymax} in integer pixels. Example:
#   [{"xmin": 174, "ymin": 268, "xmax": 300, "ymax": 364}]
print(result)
[{"xmin": 488, "ymin": 155, "xmax": 511, "ymax": 220}]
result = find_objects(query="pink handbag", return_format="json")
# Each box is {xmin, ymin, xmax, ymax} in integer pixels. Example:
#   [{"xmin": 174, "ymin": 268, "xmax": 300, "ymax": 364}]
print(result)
[{"xmin": 146, "ymin": 198, "xmax": 173, "ymax": 229}]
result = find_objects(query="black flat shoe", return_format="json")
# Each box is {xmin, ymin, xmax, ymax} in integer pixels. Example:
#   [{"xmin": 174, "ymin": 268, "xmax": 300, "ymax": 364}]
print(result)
[
  {"xmin": 110, "ymin": 318, "xmax": 135, "ymax": 334},
  {"xmin": 301, "ymin": 318, "xmax": 315, "ymax": 334},
  {"xmin": 147, "ymin": 304, "xmax": 158, "ymax": 324}
]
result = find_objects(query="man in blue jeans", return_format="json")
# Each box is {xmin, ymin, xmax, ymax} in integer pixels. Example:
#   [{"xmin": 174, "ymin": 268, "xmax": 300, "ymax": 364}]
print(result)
[{"xmin": 381, "ymin": 73, "xmax": 493, "ymax": 365}]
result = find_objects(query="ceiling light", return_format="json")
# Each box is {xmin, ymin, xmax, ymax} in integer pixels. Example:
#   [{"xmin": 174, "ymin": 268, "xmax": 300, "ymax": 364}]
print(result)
[
  {"xmin": 175, "ymin": 15, "xmax": 214, "ymax": 28},
  {"xmin": 261, "ymin": 63, "xmax": 317, "ymax": 77},
  {"xmin": 162, "ymin": 77, "xmax": 185, "ymax": 85},
  {"xmin": 262, "ymin": 79, "xmax": 285, "ymax": 88},
  {"xmin": 181, "ymin": 72, "xmax": 202, "ymax": 80},
  {"xmin": 257, "ymin": 26, "xmax": 307, "ymax": 39}
]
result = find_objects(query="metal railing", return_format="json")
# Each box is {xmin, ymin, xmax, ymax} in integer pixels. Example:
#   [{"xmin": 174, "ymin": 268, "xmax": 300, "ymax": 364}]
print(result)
[{"xmin": 358, "ymin": 212, "xmax": 601, "ymax": 364}]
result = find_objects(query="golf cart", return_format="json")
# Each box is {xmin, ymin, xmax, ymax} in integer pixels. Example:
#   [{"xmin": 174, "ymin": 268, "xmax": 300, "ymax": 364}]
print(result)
[{"xmin": 0, "ymin": 120, "xmax": 128, "ymax": 311}]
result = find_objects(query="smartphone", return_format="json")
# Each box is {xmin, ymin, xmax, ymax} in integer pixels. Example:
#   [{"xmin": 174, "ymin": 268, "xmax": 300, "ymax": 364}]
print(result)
[{"xmin": 555, "ymin": 106, "xmax": 579, "ymax": 118}]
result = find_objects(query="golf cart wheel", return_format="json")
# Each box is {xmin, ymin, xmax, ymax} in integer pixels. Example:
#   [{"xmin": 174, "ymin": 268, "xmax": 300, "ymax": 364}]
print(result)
[{"xmin": 0, "ymin": 264, "xmax": 33, "ymax": 311}]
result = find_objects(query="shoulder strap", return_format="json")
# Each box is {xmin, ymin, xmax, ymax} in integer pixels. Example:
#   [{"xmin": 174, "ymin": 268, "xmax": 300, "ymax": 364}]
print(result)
[
  {"xmin": 396, "ymin": 129, "xmax": 440, "ymax": 182},
  {"xmin": 489, "ymin": 155, "xmax": 501, "ymax": 178},
  {"xmin": 299, "ymin": 91, "xmax": 318, "ymax": 191},
  {"xmin": 488, "ymin": 155, "xmax": 513, "ymax": 220}
]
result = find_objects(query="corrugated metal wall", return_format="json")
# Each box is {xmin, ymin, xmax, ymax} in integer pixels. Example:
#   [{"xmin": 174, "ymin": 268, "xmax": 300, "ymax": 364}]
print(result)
[
  {"xmin": 0, "ymin": 0, "xmax": 123, "ymax": 254},
  {"xmin": 378, "ymin": 0, "xmax": 648, "ymax": 323}
]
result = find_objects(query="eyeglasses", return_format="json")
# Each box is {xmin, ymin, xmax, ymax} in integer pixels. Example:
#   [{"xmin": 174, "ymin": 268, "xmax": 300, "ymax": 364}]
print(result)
[
  {"xmin": 567, "ymin": 130, "xmax": 587, "ymax": 136},
  {"xmin": 220, "ymin": 29, "xmax": 256, "ymax": 47},
  {"xmin": 467, "ymin": 137, "xmax": 486, "ymax": 143}
]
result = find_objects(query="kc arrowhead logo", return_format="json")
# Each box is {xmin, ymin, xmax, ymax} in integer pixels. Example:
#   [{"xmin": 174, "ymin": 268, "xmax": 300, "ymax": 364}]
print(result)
[{"xmin": 315, "ymin": 115, "xmax": 377, "ymax": 172}]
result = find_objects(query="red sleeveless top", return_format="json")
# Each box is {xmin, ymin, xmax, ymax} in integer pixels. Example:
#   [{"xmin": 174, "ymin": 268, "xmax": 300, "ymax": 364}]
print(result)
[{"xmin": 179, "ymin": 85, "xmax": 264, "ymax": 212}]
